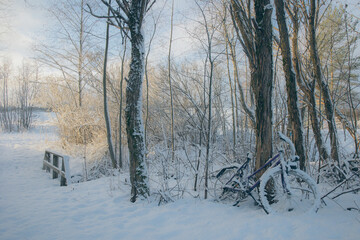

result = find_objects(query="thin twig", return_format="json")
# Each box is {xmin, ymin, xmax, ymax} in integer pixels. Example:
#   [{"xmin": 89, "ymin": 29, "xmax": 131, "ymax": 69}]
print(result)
[
  {"xmin": 332, "ymin": 187, "xmax": 360, "ymax": 200},
  {"xmin": 321, "ymin": 174, "xmax": 356, "ymax": 200}
]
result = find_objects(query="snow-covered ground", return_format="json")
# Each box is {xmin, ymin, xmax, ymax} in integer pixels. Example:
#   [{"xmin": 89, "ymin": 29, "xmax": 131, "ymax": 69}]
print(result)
[{"xmin": 1, "ymin": 112, "xmax": 360, "ymax": 240}]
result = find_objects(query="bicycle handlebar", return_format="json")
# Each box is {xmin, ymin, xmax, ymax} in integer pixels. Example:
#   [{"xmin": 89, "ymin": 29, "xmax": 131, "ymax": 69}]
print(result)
[{"xmin": 278, "ymin": 132, "xmax": 296, "ymax": 158}]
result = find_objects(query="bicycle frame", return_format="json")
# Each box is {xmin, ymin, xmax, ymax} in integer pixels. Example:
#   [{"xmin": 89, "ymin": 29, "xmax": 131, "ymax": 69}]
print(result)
[
  {"xmin": 222, "ymin": 151, "xmax": 285, "ymax": 196},
  {"xmin": 248, "ymin": 153, "xmax": 281, "ymax": 192},
  {"xmin": 217, "ymin": 133, "xmax": 319, "ymax": 213}
]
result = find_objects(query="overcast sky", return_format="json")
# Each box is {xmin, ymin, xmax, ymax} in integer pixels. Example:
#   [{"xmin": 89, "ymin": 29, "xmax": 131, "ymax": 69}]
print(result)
[{"xmin": 0, "ymin": 0, "xmax": 359, "ymax": 67}]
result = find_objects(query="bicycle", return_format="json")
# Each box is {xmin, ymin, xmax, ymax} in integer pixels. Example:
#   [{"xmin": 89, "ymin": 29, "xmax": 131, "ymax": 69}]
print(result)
[{"xmin": 214, "ymin": 132, "xmax": 320, "ymax": 214}]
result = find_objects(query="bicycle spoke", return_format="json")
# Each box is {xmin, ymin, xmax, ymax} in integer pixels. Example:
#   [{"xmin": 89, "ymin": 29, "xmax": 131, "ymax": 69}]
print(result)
[{"xmin": 260, "ymin": 167, "xmax": 319, "ymax": 214}]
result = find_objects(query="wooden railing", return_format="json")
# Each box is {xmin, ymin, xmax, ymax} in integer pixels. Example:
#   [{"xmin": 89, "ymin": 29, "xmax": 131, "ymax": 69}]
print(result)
[{"xmin": 42, "ymin": 150, "xmax": 71, "ymax": 186}]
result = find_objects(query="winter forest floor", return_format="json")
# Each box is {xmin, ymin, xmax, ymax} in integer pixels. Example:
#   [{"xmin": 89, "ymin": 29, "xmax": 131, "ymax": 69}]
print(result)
[{"xmin": 1, "ymin": 114, "xmax": 360, "ymax": 240}]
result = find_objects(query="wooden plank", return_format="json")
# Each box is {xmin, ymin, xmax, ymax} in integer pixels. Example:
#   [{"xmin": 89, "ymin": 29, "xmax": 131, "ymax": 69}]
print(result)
[
  {"xmin": 42, "ymin": 150, "xmax": 71, "ymax": 186},
  {"xmin": 42, "ymin": 161, "xmax": 66, "ymax": 178}
]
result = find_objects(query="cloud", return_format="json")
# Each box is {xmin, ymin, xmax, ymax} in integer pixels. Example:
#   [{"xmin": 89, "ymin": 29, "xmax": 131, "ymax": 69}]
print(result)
[{"xmin": 0, "ymin": 0, "xmax": 47, "ymax": 64}]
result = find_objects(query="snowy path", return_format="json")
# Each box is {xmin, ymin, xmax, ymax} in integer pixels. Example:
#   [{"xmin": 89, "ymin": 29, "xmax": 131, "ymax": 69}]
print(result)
[{"xmin": 1, "ymin": 125, "xmax": 360, "ymax": 240}]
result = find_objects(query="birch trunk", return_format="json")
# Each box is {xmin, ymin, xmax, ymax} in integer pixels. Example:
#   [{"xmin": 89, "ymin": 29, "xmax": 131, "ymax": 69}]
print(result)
[{"xmin": 126, "ymin": 2, "xmax": 150, "ymax": 202}]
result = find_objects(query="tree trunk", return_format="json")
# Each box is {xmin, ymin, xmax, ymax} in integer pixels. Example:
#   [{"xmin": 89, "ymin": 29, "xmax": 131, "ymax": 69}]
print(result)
[
  {"xmin": 78, "ymin": 0, "xmax": 84, "ymax": 108},
  {"xmin": 195, "ymin": 0, "xmax": 215, "ymax": 200},
  {"xmin": 224, "ymin": 39, "xmax": 236, "ymax": 154},
  {"xmin": 308, "ymin": 0, "xmax": 339, "ymax": 164},
  {"xmin": 102, "ymin": 0, "xmax": 117, "ymax": 168},
  {"xmin": 230, "ymin": 44, "xmax": 255, "ymax": 127},
  {"xmin": 119, "ymin": 38, "xmax": 127, "ymax": 169},
  {"xmin": 126, "ymin": 3, "xmax": 150, "ymax": 202},
  {"xmin": 253, "ymin": 0, "xmax": 273, "ymax": 174},
  {"xmin": 221, "ymin": 8, "xmax": 237, "ymax": 155},
  {"xmin": 204, "ymin": 58, "xmax": 214, "ymax": 199},
  {"xmin": 344, "ymin": 11, "xmax": 359, "ymax": 158},
  {"xmin": 168, "ymin": 0, "xmax": 175, "ymax": 162},
  {"xmin": 288, "ymin": 1, "xmax": 329, "ymax": 163},
  {"xmin": 144, "ymin": 10, "xmax": 157, "ymax": 149},
  {"xmin": 307, "ymin": 85, "xmax": 329, "ymax": 162},
  {"xmin": 230, "ymin": 0, "xmax": 273, "ymax": 175},
  {"xmin": 274, "ymin": 0, "xmax": 306, "ymax": 170}
]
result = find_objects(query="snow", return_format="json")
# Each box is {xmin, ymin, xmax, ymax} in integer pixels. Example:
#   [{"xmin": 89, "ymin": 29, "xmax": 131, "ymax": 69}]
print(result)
[
  {"xmin": 278, "ymin": 131, "xmax": 296, "ymax": 158},
  {"xmin": 1, "ymin": 112, "xmax": 360, "ymax": 240},
  {"xmin": 264, "ymin": 4, "xmax": 273, "ymax": 11}
]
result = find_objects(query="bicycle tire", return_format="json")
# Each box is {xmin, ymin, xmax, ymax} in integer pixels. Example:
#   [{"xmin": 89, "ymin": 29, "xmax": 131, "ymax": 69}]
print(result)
[
  {"xmin": 259, "ymin": 167, "xmax": 320, "ymax": 214},
  {"xmin": 214, "ymin": 168, "xmax": 241, "ymax": 204}
]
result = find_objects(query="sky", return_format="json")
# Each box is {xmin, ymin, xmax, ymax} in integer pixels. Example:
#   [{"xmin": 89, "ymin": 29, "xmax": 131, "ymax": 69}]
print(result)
[
  {"xmin": 0, "ymin": 0, "xmax": 199, "ymax": 67},
  {"xmin": 0, "ymin": 0, "xmax": 359, "ymax": 67},
  {"xmin": 0, "ymin": 0, "xmax": 47, "ymax": 64}
]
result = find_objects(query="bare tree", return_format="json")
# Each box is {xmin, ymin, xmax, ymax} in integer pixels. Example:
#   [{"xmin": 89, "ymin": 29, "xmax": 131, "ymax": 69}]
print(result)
[
  {"xmin": 92, "ymin": 0, "xmax": 156, "ymax": 202},
  {"xmin": 102, "ymin": 0, "xmax": 117, "ymax": 168},
  {"xmin": 223, "ymin": 22, "xmax": 237, "ymax": 153},
  {"xmin": 118, "ymin": 39, "xmax": 127, "ymax": 169},
  {"xmin": 302, "ymin": 0, "xmax": 340, "ymax": 164},
  {"xmin": 168, "ymin": 0, "xmax": 175, "ymax": 162},
  {"xmin": 190, "ymin": 0, "xmax": 223, "ymax": 198},
  {"xmin": 230, "ymin": 0, "xmax": 273, "ymax": 175},
  {"xmin": 0, "ymin": 59, "xmax": 39, "ymax": 132},
  {"xmin": 0, "ymin": 59, "xmax": 15, "ymax": 132},
  {"xmin": 285, "ymin": 0, "xmax": 329, "ymax": 165},
  {"xmin": 36, "ymin": 0, "xmax": 98, "ymax": 108},
  {"xmin": 16, "ymin": 61, "xmax": 40, "ymax": 131},
  {"xmin": 343, "ymin": 7, "xmax": 359, "ymax": 157},
  {"xmin": 274, "ymin": 0, "xmax": 306, "ymax": 170},
  {"xmin": 222, "ymin": 2, "xmax": 255, "ymax": 128},
  {"xmin": 195, "ymin": 0, "xmax": 214, "ymax": 200}
]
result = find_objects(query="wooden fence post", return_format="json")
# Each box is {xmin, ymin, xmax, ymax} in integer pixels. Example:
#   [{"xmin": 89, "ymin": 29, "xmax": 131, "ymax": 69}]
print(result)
[{"xmin": 42, "ymin": 150, "xmax": 71, "ymax": 186}]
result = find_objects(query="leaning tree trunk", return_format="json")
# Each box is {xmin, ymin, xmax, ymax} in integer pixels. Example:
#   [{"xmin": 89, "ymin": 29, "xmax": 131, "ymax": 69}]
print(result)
[
  {"xmin": 308, "ymin": 0, "xmax": 339, "ymax": 165},
  {"xmin": 253, "ymin": 0, "xmax": 273, "ymax": 174},
  {"xmin": 288, "ymin": 2, "xmax": 329, "ymax": 163},
  {"xmin": 307, "ymin": 83, "xmax": 329, "ymax": 162},
  {"xmin": 125, "ymin": 5, "xmax": 150, "ymax": 202},
  {"xmin": 103, "ymin": 0, "xmax": 117, "ymax": 169},
  {"xmin": 274, "ymin": 0, "xmax": 306, "ymax": 170}
]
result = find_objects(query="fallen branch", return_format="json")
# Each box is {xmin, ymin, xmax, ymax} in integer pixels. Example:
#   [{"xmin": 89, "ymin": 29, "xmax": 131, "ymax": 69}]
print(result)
[
  {"xmin": 332, "ymin": 187, "xmax": 360, "ymax": 200},
  {"xmin": 321, "ymin": 174, "xmax": 356, "ymax": 200}
]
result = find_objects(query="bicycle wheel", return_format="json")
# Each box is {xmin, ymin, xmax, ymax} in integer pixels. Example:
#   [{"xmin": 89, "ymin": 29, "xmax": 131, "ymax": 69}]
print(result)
[
  {"xmin": 214, "ymin": 168, "xmax": 241, "ymax": 204},
  {"xmin": 259, "ymin": 167, "xmax": 320, "ymax": 214}
]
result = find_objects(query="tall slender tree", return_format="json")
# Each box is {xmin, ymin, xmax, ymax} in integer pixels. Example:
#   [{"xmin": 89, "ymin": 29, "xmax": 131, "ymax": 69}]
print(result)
[
  {"xmin": 102, "ymin": 0, "xmax": 117, "ymax": 168},
  {"xmin": 36, "ymin": 0, "xmax": 95, "ymax": 108},
  {"xmin": 305, "ymin": 0, "xmax": 340, "ymax": 164},
  {"xmin": 194, "ymin": 0, "xmax": 218, "ymax": 199},
  {"xmin": 274, "ymin": 0, "xmax": 306, "ymax": 170},
  {"xmin": 168, "ymin": 0, "xmax": 175, "ymax": 162},
  {"xmin": 118, "ymin": 38, "xmax": 127, "ymax": 169},
  {"xmin": 286, "ymin": 0, "xmax": 329, "ymax": 163},
  {"xmin": 92, "ymin": 0, "xmax": 156, "ymax": 202}
]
